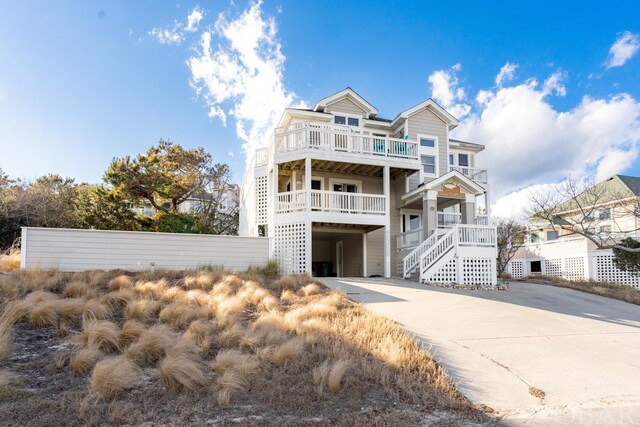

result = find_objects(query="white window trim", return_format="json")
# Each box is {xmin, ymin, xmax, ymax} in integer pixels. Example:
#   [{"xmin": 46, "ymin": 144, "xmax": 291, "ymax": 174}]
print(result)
[
  {"xmin": 332, "ymin": 111, "xmax": 363, "ymax": 128},
  {"xmin": 328, "ymin": 177, "xmax": 363, "ymax": 193},
  {"xmin": 448, "ymin": 149, "xmax": 474, "ymax": 168},
  {"xmin": 418, "ymin": 133, "xmax": 439, "ymax": 180},
  {"xmin": 399, "ymin": 208, "xmax": 423, "ymax": 232}
]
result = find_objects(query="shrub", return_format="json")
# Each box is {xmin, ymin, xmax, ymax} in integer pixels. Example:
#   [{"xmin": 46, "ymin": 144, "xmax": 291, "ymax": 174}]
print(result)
[
  {"xmin": 90, "ymin": 356, "xmax": 144, "ymax": 398},
  {"xmin": 159, "ymin": 353, "xmax": 207, "ymax": 391},
  {"xmin": 125, "ymin": 324, "xmax": 175, "ymax": 366},
  {"xmin": 70, "ymin": 347, "xmax": 104, "ymax": 374}
]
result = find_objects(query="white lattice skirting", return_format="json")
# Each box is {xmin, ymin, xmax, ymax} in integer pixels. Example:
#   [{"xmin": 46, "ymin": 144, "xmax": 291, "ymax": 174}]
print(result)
[
  {"xmin": 273, "ymin": 221, "xmax": 308, "ymax": 275},
  {"xmin": 427, "ymin": 257, "xmax": 496, "ymax": 288},
  {"xmin": 255, "ymin": 175, "xmax": 268, "ymax": 225},
  {"xmin": 593, "ymin": 254, "xmax": 640, "ymax": 289}
]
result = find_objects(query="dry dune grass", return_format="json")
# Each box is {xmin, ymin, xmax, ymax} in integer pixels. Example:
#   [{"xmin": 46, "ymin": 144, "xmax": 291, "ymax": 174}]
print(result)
[
  {"xmin": 0, "ymin": 254, "xmax": 20, "ymax": 272},
  {"xmin": 90, "ymin": 356, "xmax": 144, "ymax": 398},
  {"xmin": 0, "ymin": 267, "xmax": 485, "ymax": 425}
]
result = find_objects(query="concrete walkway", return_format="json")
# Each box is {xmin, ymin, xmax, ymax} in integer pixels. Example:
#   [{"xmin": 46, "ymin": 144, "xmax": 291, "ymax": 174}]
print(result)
[{"xmin": 320, "ymin": 277, "xmax": 640, "ymax": 425}]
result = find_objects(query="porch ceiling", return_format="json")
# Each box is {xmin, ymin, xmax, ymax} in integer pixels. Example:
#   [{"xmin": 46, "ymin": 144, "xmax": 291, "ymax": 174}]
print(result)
[
  {"xmin": 277, "ymin": 159, "xmax": 410, "ymax": 179},
  {"xmin": 312, "ymin": 222, "xmax": 383, "ymax": 233}
]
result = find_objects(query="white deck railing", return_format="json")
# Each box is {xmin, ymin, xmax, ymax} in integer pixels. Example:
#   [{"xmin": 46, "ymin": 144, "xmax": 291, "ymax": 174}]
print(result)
[
  {"xmin": 273, "ymin": 121, "xmax": 419, "ymax": 160},
  {"xmin": 457, "ymin": 224, "xmax": 496, "ymax": 246},
  {"xmin": 449, "ymin": 166, "xmax": 488, "ymax": 183},
  {"xmin": 396, "ymin": 228, "xmax": 423, "ymax": 250},
  {"xmin": 474, "ymin": 215, "xmax": 489, "ymax": 225},
  {"xmin": 275, "ymin": 190, "xmax": 386, "ymax": 215},
  {"xmin": 255, "ymin": 147, "xmax": 268, "ymax": 166},
  {"xmin": 275, "ymin": 190, "xmax": 306, "ymax": 214},
  {"xmin": 311, "ymin": 190, "xmax": 386, "ymax": 215},
  {"xmin": 437, "ymin": 212, "xmax": 462, "ymax": 228}
]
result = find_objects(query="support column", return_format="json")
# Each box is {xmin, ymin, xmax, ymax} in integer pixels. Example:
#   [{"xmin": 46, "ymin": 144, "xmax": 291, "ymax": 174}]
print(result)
[
  {"xmin": 383, "ymin": 165, "xmax": 391, "ymax": 278},
  {"xmin": 273, "ymin": 163, "xmax": 279, "ymax": 212},
  {"xmin": 424, "ymin": 190, "xmax": 438, "ymax": 237},
  {"xmin": 305, "ymin": 157, "xmax": 311, "ymax": 212},
  {"xmin": 291, "ymin": 170, "xmax": 297, "ymax": 191},
  {"xmin": 461, "ymin": 194, "xmax": 476, "ymax": 225},
  {"xmin": 362, "ymin": 232, "xmax": 368, "ymax": 278},
  {"xmin": 304, "ymin": 158, "xmax": 312, "ymax": 275}
]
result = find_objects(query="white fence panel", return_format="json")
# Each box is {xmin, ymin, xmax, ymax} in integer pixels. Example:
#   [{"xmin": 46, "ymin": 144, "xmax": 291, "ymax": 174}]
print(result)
[{"xmin": 21, "ymin": 227, "xmax": 270, "ymax": 272}]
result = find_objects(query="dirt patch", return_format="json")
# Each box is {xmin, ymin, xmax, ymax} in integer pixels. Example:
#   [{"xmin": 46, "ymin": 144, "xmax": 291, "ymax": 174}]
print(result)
[
  {"xmin": 0, "ymin": 269, "xmax": 489, "ymax": 426},
  {"xmin": 528, "ymin": 387, "xmax": 546, "ymax": 400}
]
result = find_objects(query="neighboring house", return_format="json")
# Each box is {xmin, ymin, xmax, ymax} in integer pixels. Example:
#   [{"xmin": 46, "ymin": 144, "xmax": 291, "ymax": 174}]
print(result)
[
  {"xmin": 240, "ymin": 88, "xmax": 497, "ymax": 286},
  {"xmin": 131, "ymin": 186, "xmax": 239, "ymax": 217},
  {"xmin": 508, "ymin": 175, "xmax": 640, "ymax": 288}
]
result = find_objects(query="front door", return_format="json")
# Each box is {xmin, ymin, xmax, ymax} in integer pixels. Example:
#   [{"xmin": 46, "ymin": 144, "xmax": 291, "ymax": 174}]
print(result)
[{"xmin": 336, "ymin": 241, "xmax": 344, "ymax": 277}]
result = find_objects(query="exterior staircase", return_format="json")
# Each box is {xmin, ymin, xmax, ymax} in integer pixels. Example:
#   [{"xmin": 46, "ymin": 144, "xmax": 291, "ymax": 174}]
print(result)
[{"xmin": 401, "ymin": 225, "xmax": 498, "ymax": 287}]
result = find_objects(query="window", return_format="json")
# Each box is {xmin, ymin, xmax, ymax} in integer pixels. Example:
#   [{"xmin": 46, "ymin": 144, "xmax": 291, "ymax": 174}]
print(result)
[
  {"xmin": 530, "ymin": 232, "xmax": 540, "ymax": 243},
  {"xmin": 333, "ymin": 183, "xmax": 357, "ymax": 193},
  {"xmin": 599, "ymin": 208, "xmax": 611, "ymax": 220},
  {"xmin": 458, "ymin": 153, "xmax": 469, "ymax": 167},
  {"xmin": 599, "ymin": 225, "xmax": 611, "ymax": 235},
  {"xmin": 586, "ymin": 227, "xmax": 596, "ymax": 235},
  {"xmin": 546, "ymin": 230, "xmax": 559, "ymax": 241},
  {"xmin": 311, "ymin": 180, "xmax": 322, "ymax": 190},
  {"xmin": 421, "ymin": 155, "xmax": 436, "ymax": 175},
  {"xmin": 334, "ymin": 115, "xmax": 359, "ymax": 127},
  {"xmin": 449, "ymin": 154, "xmax": 454, "ymax": 165},
  {"xmin": 585, "ymin": 212, "xmax": 595, "ymax": 222},
  {"xmin": 420, "ymin": 138, "xmax": 435, "ymax": 148}
]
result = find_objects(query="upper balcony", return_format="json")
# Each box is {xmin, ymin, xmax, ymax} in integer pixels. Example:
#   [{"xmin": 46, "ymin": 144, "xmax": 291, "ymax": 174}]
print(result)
[
  {"xmin": 449, "ymin": 166, "xmax": 488, "ymax": 184},
  {"xmin": 266, "ymin": 121, "xmax": 420, "ymax": 166}
]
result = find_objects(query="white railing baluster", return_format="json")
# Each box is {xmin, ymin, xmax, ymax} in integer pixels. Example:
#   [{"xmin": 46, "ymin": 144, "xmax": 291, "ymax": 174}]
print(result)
[{"xmin": 272, "ymin": 121, "xmax": 419, "ymax": 160}]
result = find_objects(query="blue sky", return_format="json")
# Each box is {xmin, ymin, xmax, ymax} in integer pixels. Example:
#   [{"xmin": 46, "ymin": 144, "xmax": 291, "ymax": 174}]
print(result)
[{"xmin": 1, "ymin": 1, "xmax": 639, "ymax": 216}]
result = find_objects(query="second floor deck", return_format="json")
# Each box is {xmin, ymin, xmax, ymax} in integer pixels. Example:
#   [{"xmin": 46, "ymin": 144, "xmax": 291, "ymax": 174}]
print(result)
[{"xmin": 255, "ymin": 121, "xmax": 420, "ymax": 166}]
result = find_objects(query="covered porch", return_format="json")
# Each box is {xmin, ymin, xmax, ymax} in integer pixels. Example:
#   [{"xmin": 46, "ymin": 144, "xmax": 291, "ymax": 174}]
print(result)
[{"xmin": 397, "ymin": 171, "xmax": 489, "ymax": 251}]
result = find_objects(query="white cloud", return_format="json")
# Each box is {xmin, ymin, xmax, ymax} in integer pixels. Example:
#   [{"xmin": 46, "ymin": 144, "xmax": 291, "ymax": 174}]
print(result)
[
  {"xmin": 450, "ymin": 68, "xmax": 640, "ymax": 218},
  {"xmin": 541, "ymin": 71, "xmax": 566, "ymax": 96},
  {"xmin": 491, "ymin": 183, "xmax": 556, "ymax": 220},
  {"xmin": 187, "ymin": 1, "xmax": 305, "ymax": 155},
  {"xmin": 227, "ymin": 150, "xmax": 235, "ymax": 157},
  {"xmin": 148, "ymin": 22, "xmax": 185, "ymax": 45},
  {"xmin": 605, "ymin": 31, "xmax": 640, "ymax": 68},
  {"xmin": 149, "ymin": 7, "xmax": 204, "ymax": 45},
  {"xmin": 427, "ymin": 64, "xmax": 471, "ymax": 119},
  {"xmin": 186, "ymin": 7, "xmax": 204, "ymax": 32},
  {"xmin": 495, "ymin": 62, "xmax": 517, "ymax": 86}
]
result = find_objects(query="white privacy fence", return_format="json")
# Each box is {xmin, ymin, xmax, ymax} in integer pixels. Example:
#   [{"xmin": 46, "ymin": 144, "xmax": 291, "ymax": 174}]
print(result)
[
  {"xmin": 20, "ymin": 227, "xmax": 270, "ymax": 272},
  {"xmin": 508, "ymin": 249, "xmax": 640, "ymax": 289}
]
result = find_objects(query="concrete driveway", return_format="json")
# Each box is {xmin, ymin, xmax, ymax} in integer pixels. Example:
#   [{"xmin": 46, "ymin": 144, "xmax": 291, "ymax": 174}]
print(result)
[{"xmin": 320, "ymin": 278, "xmax": 640, "ymax": 425}]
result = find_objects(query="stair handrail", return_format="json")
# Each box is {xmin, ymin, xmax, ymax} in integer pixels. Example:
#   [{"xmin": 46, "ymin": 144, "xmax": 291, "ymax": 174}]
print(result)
[
  {"xmin": 419, "ymin": 226, "xmax": 457, "ymax": 279},
  {"xmin": 402, "ymin": 231, "xmax": 439, "ymax": 278}
]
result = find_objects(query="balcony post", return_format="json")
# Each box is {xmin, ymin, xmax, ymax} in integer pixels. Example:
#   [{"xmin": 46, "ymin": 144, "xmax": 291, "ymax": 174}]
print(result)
[
  {"xmin": 305, "ymin": 157, "xmax": 311, "ymax": 212},
  {"xmin": 424, "ymin": 190, "xmax": 437, "ymax": 237},
  {"xmin": 273, "ymin": 163, "xmax": 278, "ymax": 214},
  {"xmin": 362, "ymin": 232, "xmax": 368, "ymax": 277},
  {"xmin": 461, "ymin": 194, "xmax": 476, "ymax": 225},
  {"xmin": 383, "ymin": 165, "xmax": 391, "ymax": 278}
]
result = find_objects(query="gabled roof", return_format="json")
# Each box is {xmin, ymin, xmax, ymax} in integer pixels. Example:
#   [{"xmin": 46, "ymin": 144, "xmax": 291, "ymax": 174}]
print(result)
[
  {"xmin": 555, "ymin": 175, "xmax": 640, "ymax": 213},
  {"xmin": 617, "ymin": 175, "xmax": 640, "ymax": 196},
  {"xmin": 313, "ymin": 87, "xmax": 379, "ymax": 118},
  {"xmin": 392, "ymin": 98, "xmax": 460, "ymax": 130}
]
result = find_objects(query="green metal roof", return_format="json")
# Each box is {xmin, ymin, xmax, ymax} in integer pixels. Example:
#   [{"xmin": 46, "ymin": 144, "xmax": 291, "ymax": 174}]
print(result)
[{"xmin": 556, "ymin": 175, "xmax": 639, "ymax": 213}]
